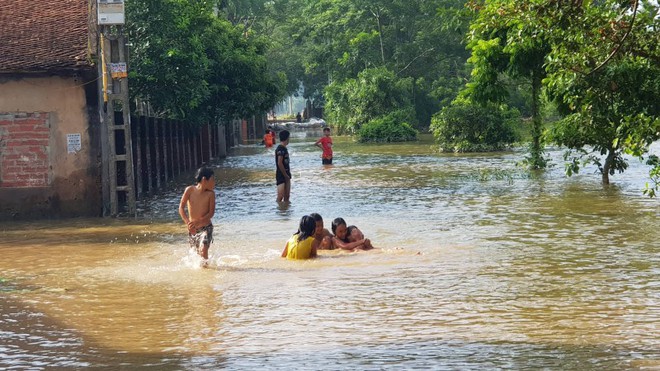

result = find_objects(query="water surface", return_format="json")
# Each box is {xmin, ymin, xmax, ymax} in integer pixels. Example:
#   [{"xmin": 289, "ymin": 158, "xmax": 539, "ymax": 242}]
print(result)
[{"xmin": 1, "ymin": 131, "xmax": 658, "ymax": 369}]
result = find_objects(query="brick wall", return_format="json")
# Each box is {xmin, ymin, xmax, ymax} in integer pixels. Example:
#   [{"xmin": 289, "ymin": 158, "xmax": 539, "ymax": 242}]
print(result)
[{"xmin": 0, "ymin": 112, "xmax": 50, "ymax": 188}]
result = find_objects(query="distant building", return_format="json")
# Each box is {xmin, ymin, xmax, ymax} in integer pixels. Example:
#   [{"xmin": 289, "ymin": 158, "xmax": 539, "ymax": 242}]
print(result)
[{"xmin": 0, "ymin": 1, "xmax": 102, "ymax": 219}]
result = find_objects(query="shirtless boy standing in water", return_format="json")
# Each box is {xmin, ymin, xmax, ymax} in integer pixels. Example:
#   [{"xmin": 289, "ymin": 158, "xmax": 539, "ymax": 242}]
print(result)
[{"xmin": 178, "ymin": 167, "xmax": 216, "ymax": 261}]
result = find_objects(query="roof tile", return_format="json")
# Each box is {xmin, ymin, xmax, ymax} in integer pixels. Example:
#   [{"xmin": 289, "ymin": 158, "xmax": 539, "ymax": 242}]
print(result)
[{"xmin": 0, "ymin": 0, "xmax": 93, "ymax": 73}]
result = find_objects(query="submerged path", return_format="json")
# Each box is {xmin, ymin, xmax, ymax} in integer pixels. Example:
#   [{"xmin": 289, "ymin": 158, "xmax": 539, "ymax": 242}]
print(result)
[{"xmin": 0, "ymin": 131, "xmax": 658, "ymax": 369}]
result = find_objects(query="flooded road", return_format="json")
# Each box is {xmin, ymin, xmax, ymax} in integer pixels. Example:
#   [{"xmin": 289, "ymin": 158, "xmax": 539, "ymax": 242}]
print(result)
[{"xmin": 1, "ymin": 131, "xmax": 658, "ymax": 369}]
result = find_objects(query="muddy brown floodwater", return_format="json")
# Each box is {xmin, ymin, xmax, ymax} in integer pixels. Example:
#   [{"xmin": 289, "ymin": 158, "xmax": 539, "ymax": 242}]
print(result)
[{"xmin": 1, "ymin": 131, "xmax": 658, "ymax": 369}]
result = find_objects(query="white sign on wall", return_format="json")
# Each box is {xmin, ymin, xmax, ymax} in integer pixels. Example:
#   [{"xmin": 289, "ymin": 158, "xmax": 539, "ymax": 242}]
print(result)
[
  {"xmin": 67, "ymin": 133, "xmax": 82, "ymax": 153},
  {"xmin": 98, "ymin": 0, "xmax": 125, "ymax": 25}
]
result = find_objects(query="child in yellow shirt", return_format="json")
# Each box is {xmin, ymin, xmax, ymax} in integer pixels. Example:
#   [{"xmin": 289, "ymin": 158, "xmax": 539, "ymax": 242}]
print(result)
[{"xmin": 281, "ymin": 215, "xmax": 319, "ymax": 260}]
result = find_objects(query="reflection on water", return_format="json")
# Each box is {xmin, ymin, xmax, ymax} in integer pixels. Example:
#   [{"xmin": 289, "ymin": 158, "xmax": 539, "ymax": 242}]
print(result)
[
  {"xmin": 1, "ymin": 131, "xmax": 658, "ymax": 369},
  {"xmin": 276, "ymin": 201, "xmax": 293, "ymax": 217}
]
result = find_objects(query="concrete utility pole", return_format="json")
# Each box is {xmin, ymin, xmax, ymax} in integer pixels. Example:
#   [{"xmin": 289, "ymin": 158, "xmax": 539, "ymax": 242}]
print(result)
[{"xmin": 96, "ymin": 0, "xmax": 136, "ymax": 216}]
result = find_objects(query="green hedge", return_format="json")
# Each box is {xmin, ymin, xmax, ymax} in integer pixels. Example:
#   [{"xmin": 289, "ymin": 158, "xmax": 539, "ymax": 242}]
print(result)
[
  {"xmin": 431, "ymin": 102, "xmax": 521, "ymax": 152},
  {"xmin": 357, "ymin": 110, "xmax": 418, "ymax": 143}
]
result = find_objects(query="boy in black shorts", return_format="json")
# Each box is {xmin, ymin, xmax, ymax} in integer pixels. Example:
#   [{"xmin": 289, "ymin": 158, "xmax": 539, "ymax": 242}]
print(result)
[{"xmin": 275, "ymin": 130, "xmax": 291, "ymax": 202}]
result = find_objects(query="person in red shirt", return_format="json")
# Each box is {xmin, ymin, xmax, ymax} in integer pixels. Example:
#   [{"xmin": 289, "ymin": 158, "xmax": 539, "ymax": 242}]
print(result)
[{"xmin": 314, "ymin": 127, "xmax": 333, "ymax": 165}]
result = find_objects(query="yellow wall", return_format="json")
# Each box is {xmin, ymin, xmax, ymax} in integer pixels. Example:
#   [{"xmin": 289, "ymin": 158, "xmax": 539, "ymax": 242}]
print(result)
[{"xmin": 0, "ymin": 75, "xmax": 101, "ymax": 218}]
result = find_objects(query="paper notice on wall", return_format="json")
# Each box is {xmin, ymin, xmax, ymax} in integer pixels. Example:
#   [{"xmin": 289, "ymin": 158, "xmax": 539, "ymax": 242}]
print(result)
[
  {"xmin": 67, "ymin": 133, "xmax": 82, "ymax": 153},
  {"xmin": 109, "ymin": 63, "xmax": 127, "ymax": 79}
]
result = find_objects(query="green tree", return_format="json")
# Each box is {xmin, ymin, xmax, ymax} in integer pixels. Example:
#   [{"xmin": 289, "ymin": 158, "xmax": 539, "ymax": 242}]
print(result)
[
  {"xmin": 277, "ymin": 0, "xmax": 470, "ymax": 126},
  {"xmin": 542, "ymin": 0, "xmax": 660, "ymax": 188},
  {"xmin": 216, "ymin": 0, "xmax": 303, "ymax": 95},
  {"xmin": 198, "ymin": 16, "xmax": 287, "ymax": 121},
  {"xmin": 126, "ymin": 0, "xmax": 213, "ymax": 119},
  {"xmin": 324, "ymin": 67, "xmax": 416, "ymax": 136},
  {"xmin": 431, "ymin": 100, "xmax": 521, "ymax": 152},
  {"xmin": 126, "ymin": 0, "xmax": 286, "ymax": 123},
  {"xmin": 462, "ymin": 0, "xmax": 550, "ymax": 168},
  {"xmin": 357, "ymin": 110, "xmax": 418, "ymax": 143},
  {"xmin": 217, "ymin": 0, "xmax": 268, "ymax": 29}
]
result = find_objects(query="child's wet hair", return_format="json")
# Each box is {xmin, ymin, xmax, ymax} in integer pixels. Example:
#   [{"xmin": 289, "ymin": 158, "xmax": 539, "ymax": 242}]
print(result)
[
  {"xmin": 347, "ymin": 225, "xmax": 357, "ymax": 236},
  {"xmin": 323, "ymin": 127, "xmax": 331, "ymax": 132},
  {"xmin": 279, "ymin": 130, "xmax": 290, "ymax": 142},
  {"xmin": 297, "ymin": 215, "xmax": 316, "ymax": 241},
  {"xmin": 309, "ymin": 213, "xmax": 323, "ymax": 222},
  {"xmin": 331, "ymin": 217, "xmax": 346, "ymax": 235},
  {"xmin": 195, "ymin": 166, "xmax": 214, "ymax": 183}
]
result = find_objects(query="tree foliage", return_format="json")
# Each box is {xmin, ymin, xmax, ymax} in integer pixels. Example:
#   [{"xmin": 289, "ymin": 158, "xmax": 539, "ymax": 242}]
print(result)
[
  {"xmin": 125, "ymin": 0, "xmax": 212, "ymax": 119},
  {"xmin": 462, "ymin": 0, "xmax": 660, "ymax": 194},
  {"xmin": 357, "ymin": 110, "xmax": 418, "ymax": 143},
  {"xmin": 210, "ymin": 0, "xmax": 472, "ymax": 141},
  {"xmin": 541, "ymin": 0, "xmax": 660, "ymax": 188},
  {"xmin": 281, "ymin": 0, "xmax": 472, "ymax": 127},
  {"xmin": 431, "ymin": 100, "xmax": 520, "ymax": 152},
  {"xmin": 324, "ymin": 67, "xmax": 416, "ymax": 135},
  {"xmin": 462, "ymin": 0, "xmax": 551, "ymax": 167},
  {"xmin": 125, "ymin": 0, "xmax": 286, "ymax": 123},
  {"xmin": 217, "ymin": 0, "xmax": 306, "ymax": 95}
]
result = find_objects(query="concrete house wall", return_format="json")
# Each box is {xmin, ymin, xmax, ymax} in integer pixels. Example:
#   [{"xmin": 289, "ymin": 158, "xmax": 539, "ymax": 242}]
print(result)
[
  {"xmin": 0, "ymin": 75, "xmax": 101, "ymax": 219},
  {"xmin": 0, "ymin": 0, "xmax": 101, "ymax": 220}
]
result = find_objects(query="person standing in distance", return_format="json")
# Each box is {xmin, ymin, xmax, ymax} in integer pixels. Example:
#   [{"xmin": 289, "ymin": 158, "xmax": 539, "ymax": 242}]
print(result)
[
  {"xmin": 263, "ymin": 129, "xmax": 274, "ymax": 148},
  {"xmin": 315, "ymin": 127, "xmax": 333, "ymax": 165},
  {"xmin": 268, "ymin": 125, "xmax": 276, "ymax": 145},
  {"xmin": 275, "ymin": 130, "xmax": 291, "ymax": 202}
]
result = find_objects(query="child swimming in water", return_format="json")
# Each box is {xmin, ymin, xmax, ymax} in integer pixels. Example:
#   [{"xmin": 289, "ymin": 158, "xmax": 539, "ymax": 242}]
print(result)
[
  {"xmin": 330, "ymin": 217, "xmax": 375, "ymax": 251},
  {"xmin": 346, "ymin": 225, "xmax": 373, "ymax": 247},
  {"xmin": 310, "ymin": 213, "xmax": 334, "ymax": 250},
  {"xmin": 281, "ymin": 215, "xmax": 319, "ymax": 260}
]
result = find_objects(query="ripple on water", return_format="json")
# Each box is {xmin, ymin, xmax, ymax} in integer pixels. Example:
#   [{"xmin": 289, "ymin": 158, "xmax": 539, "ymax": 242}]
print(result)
[{"xmin": 0, "ymin": 134, "xmax": 658, "ymax": 369}]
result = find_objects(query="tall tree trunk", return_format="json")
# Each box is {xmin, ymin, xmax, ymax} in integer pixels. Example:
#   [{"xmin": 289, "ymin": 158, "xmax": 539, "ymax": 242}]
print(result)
[
  {"xmin": 371, "ymin": 8, "xmax": 385, "ymax": 64},
  {"xmin": 602, "ymin": 147, "xmax": 615, "ymax": 185},
  {"xmin": 530, "ymin": 70, "xmax": 544, "ymax": 169}
]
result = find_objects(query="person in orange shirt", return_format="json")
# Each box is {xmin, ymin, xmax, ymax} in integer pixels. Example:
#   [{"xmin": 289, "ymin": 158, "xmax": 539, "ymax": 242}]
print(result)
[
  {"xmin": 263, "ymin": 129, "xmax": 274, "ymax": 148},
  {"xmin": 268, "ymin": 126, "xmax": 277, "ymax": 145}
]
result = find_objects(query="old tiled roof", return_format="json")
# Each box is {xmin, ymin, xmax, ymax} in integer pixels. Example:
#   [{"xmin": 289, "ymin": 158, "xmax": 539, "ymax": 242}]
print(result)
[{"xmin": 0, "ymin": 0, "xmax": 93, "ymax": 73}]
